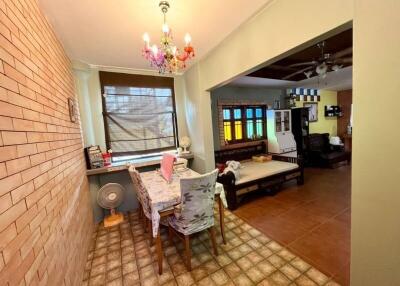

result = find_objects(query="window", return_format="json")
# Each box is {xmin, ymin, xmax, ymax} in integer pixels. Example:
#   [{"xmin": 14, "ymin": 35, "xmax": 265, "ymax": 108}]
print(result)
[
  {"xmin": 222, "ymin": 105, "xmax": 267, "ymax": 144},
  {"xmin": 100, "ymin": 72, "xmax": 177, "ymax": 156}
]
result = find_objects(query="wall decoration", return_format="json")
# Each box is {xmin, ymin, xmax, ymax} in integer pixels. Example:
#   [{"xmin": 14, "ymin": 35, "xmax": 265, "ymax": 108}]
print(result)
[
  {"xmin": 68, "ymin": 97, "xmax": 76, "ymax": 122},
  {"xmin": 304, "ymin": 102, "xmax": 318, "ymax": 122}
]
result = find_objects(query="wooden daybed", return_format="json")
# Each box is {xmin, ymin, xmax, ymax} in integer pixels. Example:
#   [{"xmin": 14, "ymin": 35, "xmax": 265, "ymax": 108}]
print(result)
[{"xmin": 216, "ymin": 142, "xmax": 304, "ymax": 210}]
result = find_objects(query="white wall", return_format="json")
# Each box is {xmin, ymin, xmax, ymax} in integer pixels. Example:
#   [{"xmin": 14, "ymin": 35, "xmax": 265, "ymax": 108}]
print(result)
[{"xmin": 351, "ymin": 0, "xmax": 400, "ymax": 285}]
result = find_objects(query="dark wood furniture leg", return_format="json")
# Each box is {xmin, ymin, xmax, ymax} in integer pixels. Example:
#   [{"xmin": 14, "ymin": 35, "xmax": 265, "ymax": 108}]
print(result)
[
  {"xmin": 156, "ymin": 229, "xmax": 163, "ymax": 274},
  {"xmin": 208, "ymin": 226, "xmax": 218, "ymax": 256},
  {"xmin": 217, "ymin": 195, "xmax": 226, "ymax": 244},
  {"xmin": 184, "ymin": 235, "xmax": 191, "ymax": 271}
]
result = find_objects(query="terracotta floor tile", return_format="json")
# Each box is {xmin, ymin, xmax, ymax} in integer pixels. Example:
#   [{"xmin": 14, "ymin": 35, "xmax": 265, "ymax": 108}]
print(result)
[{"xmin": 234, "ymin": 166, "xmax": 351, "ymax": 285}]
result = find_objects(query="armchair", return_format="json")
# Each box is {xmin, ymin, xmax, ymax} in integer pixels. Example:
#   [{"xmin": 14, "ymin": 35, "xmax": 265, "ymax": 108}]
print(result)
[{"xmin": 308, "ymin": 133, "xmax": 351, "ymax": 168}]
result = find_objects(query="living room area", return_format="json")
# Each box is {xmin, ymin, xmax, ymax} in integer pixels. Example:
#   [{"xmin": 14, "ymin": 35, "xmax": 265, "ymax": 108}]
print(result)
[{"xmin": 210, "ymin": 27, "xmax": 353, "ymax": 285}]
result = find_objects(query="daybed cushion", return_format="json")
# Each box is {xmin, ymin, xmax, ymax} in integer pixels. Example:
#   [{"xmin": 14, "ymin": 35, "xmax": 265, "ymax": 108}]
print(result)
[{"xmin": 235, "ymin": 160, "xmax": 298, "ymax": 185}]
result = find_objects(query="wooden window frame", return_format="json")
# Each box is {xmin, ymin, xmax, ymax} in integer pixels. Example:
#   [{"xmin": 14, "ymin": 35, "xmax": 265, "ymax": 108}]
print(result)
[
  {"xmin": 222, "ymin": 105, "xmax": 267, "ymax": 145},
  {"xmin": 99, "ymin": 71, "xmax": 179, "ymax": 156}
]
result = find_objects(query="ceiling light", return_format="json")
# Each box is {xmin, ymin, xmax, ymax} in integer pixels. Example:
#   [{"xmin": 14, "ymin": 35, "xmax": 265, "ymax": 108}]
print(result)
[
  {"xmin": 142, "ymin": 1, "xmax": 195, "ymax": 73},
  {"xmin": 304, "ymin": 71, "xmax": 313, "ymax": 79}
]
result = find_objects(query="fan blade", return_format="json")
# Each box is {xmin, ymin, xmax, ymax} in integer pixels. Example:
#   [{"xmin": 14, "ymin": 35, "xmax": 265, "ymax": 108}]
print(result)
[
  {"xmin": 336, "ymin": 57, "xmax": 352, "ymax": 64},
  {"xmin": 282, "ymin": 66, "xmax": 314, "ymax": 80},
  {"xmin": 288, "ymin": 61, "xmax": 317, "ymax": 67},
  {"xmin": 333, "ymin": 47, "xmax": 352, "ymax": 59}
]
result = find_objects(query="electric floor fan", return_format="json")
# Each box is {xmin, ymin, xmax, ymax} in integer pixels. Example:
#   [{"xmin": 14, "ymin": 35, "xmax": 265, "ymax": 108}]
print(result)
[{"xmin": 97, "ymin": 183, "xmax": 125, "ymax": 227}]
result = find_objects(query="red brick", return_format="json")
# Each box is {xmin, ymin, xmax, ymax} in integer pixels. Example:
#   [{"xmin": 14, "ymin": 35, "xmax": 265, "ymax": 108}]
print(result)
[
  {"xmin": 0, "ymin": 172, "xmax": 22, "ymax": 196},
  {"xmin": 1, "ymin": 131, "xmax": 26, "ymax": 145},
  {"xmin": 0, "ymin": 115, "xmax": 13, "ymax": 130},
  {"xmin": 0, "ymin": 100, "xmax": 23, "ymax": 118},
  {"xmin": 22, "ymin": 108, "xmax": 39, "ymax": 121},
  {"xmin": 0, "ymin": 46, "xmax": 14, "ymax": 67},
  {"xmin": 2, "ymin": 225, "xmax": 30, "ymax": 263},
  {"xmin": 18, "ymin": 83, "xmax": 36, "ymax": 100},
  {"xmin": 15, "ymin": 204, "xmax": 37, "ymax": 233},
  {"xmin": 10, "ymin": 180, "xmax": 34, "ymax": 204},
  {"xmin": 4, "ymin": 62, "xmax": 26, "ymax": 85},
  {"xmin": 0, "ymin": 145, "xmax": 17, "ymax": 162},
  {"xmin": 12, "ymin": 118, "xmax": 35, "ymax": 131},
  {"xmin": 20, "ymin": 164, "xmax": 40, "ymax": 183},
  {"xmin": 29, "ymin": 207, "xmax": 45, "ymax": 231},
  {"xmin": 29, "ymin": 152, "xmax": 46, "ymax": 166},
  {"xmin": 15, "ymin": 59, "xmax": 33, "ymax": 79},
  {"xmin": 25, "ymin": 246, "xmax": 44, "ymax": 285},
  {"xmin": 0, "ymin": 222, "xmax": 17, "ymax": 251},
  {"xmin": 0, "ymin": 199, "xmax": 26, "ymax": 232},
  {"xmin": 0, "ymin": 71, "xmax": 18, "ymax": 92},
  {"xmin": 0, "ymin": 18, "xmax": 11, "ymax": 40},
  {"xmin": 0, "ymin": 161, "xmax": 6, "ymax": 178},
  {"xmin": 5, "ymin": 155, "xmax": 30, "ymax": 175},
  {"xmin": 0, "ymin": 192, "xmax": 11, "ymax": 214},
  {"xmin": 16, "ymin": 143, "xmax": 37, "ymax": 157},
  {"xmin": 11, "ymin": 33, "xmax": 30, "ymax": 57}
]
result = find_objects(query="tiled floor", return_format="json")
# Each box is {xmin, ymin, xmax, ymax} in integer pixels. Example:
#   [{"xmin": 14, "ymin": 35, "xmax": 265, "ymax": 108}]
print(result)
[
  {"xmin": 234, "ymin": 166, "xmax": 351, "ymax": 286},
  {"xmin": 82, "ymin": 205, "xmax": 341, "ymax": 286}
]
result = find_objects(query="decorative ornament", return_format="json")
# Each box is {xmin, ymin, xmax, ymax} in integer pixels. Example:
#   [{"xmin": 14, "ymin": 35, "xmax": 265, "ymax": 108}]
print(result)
[{"xmin": 142, "ymin": 1, "xmax": 194, "ymax": 73}]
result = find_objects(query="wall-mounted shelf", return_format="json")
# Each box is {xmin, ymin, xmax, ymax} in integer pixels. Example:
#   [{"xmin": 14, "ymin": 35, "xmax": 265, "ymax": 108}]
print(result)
[{"xmin": 325, "ymin": 105, "xmax": 342, "ymax": 117}]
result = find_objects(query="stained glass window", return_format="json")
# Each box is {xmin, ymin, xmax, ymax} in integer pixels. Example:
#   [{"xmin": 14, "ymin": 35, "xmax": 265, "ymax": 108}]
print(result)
[{"xmin": 221, "ymin": 105, "xmax": 266, "ymax": 143}]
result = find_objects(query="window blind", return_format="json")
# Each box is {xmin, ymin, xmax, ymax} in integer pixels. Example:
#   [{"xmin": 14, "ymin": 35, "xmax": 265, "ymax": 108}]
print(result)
[{"xmin": 100, "ymin": 72, "xmax": 177, "ymax": 155}]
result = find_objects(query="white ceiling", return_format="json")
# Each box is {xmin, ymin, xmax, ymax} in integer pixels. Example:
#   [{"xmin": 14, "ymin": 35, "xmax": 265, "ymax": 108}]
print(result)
[
  {"xmin": 38, "ymin": 0, "xmax": 271, "ymax": 70},
  {"xmin": 229, "ymin": 66, "xmax": 353, "ymax": 91}
]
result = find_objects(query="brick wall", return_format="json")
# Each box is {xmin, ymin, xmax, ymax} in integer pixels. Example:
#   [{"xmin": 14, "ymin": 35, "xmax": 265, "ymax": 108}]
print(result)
[{"xmin": 0, "ymin": 0, "xmax": 93, "ymax": 285}]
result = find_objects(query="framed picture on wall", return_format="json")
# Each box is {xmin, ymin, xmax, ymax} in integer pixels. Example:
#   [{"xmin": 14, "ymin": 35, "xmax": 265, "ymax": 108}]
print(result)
[
  {"xmin": 68, "ymin": 98, "xmax": 76, "ymax": 122},
  {"xmin": 304, "ymin": 102, "xmax": 318, "ymax": 122}
]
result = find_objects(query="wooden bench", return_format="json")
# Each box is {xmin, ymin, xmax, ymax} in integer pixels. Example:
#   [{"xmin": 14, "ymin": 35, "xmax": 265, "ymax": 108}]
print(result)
[{"xmin": 215, "ymin": 142, "xmax": 304, "ymax": 210}]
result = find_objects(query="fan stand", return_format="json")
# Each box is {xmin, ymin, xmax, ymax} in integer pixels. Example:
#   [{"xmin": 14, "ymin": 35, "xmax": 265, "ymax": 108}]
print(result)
[{"xmin": 104, "ymin": 208, "xmax": 124, "ymax": 228}]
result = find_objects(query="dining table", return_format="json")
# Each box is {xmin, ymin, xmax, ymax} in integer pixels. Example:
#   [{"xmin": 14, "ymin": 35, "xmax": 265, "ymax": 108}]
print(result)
[{"xmin": 140, "ymin": 168, "xmax": 227, "ymax": 274}]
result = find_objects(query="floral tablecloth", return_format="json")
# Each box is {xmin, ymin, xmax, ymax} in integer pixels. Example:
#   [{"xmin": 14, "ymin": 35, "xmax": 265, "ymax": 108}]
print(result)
[{"xmin": 140, "ymin": 169, "xmax": 226, "ymax": 237}]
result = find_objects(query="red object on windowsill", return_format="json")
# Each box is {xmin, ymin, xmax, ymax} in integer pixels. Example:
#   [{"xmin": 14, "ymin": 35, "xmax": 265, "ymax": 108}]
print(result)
[{"xmin": 102, "ymin": 152, "xmax": 112, "ymax": 167}]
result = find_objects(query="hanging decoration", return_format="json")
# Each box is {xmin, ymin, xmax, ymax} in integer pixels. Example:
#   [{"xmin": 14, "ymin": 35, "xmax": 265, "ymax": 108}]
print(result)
[{"xmin": 142, "ymin": 1, "xmax": 194, "ymax": 73}]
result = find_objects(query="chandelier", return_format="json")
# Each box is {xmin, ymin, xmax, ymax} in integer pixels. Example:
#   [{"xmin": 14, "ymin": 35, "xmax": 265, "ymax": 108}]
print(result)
[{"xmin": 142, "ymin": 1, "xmax": 195, "ymax": 73}]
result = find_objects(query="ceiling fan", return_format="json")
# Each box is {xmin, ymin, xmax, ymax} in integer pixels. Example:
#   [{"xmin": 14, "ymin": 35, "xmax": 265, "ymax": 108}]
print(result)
[{"xmin": 283, "ymin": 41, "xmax": 352, "ymax": 80}]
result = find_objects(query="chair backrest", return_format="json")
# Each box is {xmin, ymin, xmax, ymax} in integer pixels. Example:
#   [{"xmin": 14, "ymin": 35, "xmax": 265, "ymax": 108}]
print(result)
[
  {"xmin": 178, "ymin": 169, "xmax": 219, "ymax": 232},
  {"xmin": 308, "ymin": 133, "xmax": 330, "ymax": 152},
  {"xmin": 128, "ymin": 166, "xmax": 152, "ymax": 218}
]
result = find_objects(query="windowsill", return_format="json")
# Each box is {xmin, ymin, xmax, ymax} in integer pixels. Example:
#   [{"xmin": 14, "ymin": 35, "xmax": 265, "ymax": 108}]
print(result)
[
  {"xmin": 86, "ymin": 151, "xmax": 194, "ymax": 176},
  {"xmin": 221, "ymin": 139, "xmax": 267, "ymax": 150},
  {"xmin": 111, "ymin": 149, "xmax": 177, "ymax": 165}
]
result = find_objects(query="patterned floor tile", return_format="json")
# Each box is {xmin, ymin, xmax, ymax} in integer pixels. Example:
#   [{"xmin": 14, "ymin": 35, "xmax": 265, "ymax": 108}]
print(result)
[{"xmin": 82, "ymin": 208, "xmax": 341, "ymax": 286}]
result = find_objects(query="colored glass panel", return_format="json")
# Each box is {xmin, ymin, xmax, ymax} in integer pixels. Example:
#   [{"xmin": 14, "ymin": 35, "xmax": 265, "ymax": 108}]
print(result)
[
  {"xmin": 246, "ymin": 108, "xmax": 253, "ymax": 118},
  {"xmin": 256, "ymin": 119, "xmax": 263, "ymax": 137},
  {"xmin": 234, "ymin": 109, "xmax": 242, "ymax": 119},
  {"xmin": 223, "ymin": 122, "xmax": 232, "ymax": 141},
  {"xmin": 234, "ymin": 121, "xmax": 242, "ymax": 139},
  {"xmin": 256, "ymin": 108, "xmax": 262, "ymax": 118},
  {"xmin": 223, "ymin": 109, "xmax": 230, "ymax": 120},
  {"xmin": 247, "ymin": 120, "xmax": 254, "ymax": 139}
]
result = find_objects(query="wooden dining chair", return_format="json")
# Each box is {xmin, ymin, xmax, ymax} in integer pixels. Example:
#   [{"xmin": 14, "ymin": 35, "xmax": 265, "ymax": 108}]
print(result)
[
  {"xmin": 168, "ymin": 169, "xmax": 219, "ymax": 271},
  {"xmin": 128, "ymin": 166, "xmax": 153, "ymax": 241}
]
